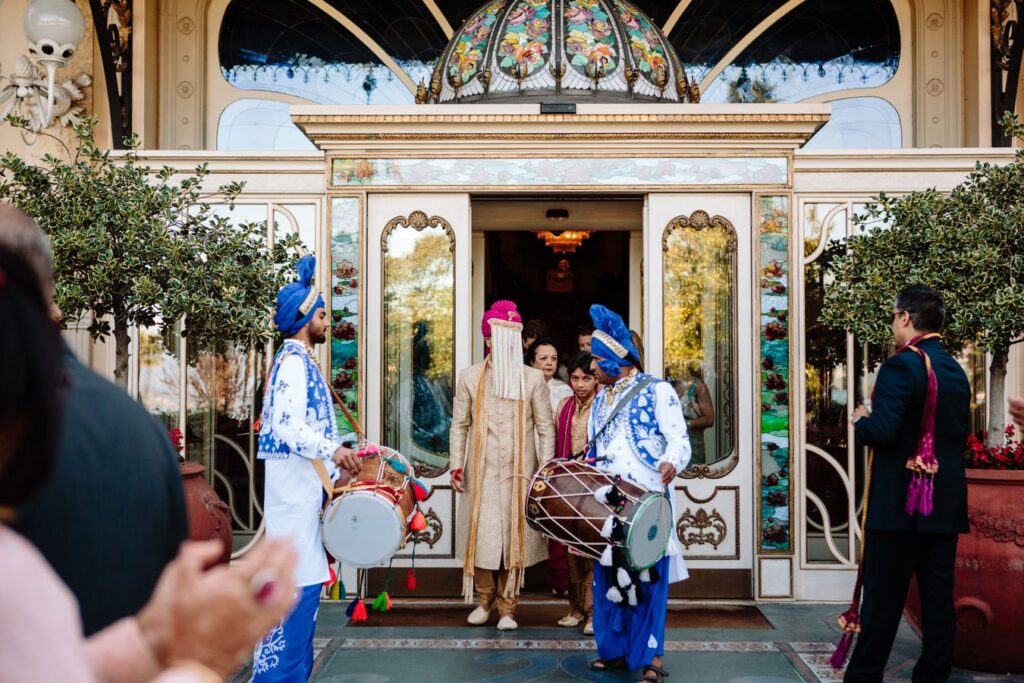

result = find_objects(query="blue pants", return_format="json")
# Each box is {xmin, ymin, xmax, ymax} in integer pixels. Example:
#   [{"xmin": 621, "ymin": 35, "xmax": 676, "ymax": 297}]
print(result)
[
  {"xmin": 253, "ymin": 583, "xmax": 321, "ymax": 682},
  {"xmin": 592, "ymin": 555, "xmax": 670, "ymax": 671}
]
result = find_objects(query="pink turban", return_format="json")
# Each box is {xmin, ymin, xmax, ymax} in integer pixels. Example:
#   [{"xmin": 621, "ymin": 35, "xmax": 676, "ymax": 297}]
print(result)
[{"xmin": 481, "ymin": 299, "xmax": 522, "ymax": 337}]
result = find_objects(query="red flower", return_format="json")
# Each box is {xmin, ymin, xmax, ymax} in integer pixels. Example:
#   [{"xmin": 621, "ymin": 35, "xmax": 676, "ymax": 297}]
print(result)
[{"xmin": 168, "ymin": 428, "xmax": 184, "ymax": 453}]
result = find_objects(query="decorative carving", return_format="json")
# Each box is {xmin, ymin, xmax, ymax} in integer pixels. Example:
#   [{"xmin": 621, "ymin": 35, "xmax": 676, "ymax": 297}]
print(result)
[
  {"xmin": 177, "ymin": 17, "xmax": 194, "ymax": 35},
  {"xmin": 415, "ymin": 80, "xmax": 428, "ymax": 104},
  {"xmin": 925, "ymin": 12, "xmax": 944, "ymax": 30},
  {"xmin": 381, "ymin": 211, "xmax": 456, "ymax": 254},
  {"xmin": 412, "ymin": 461, "xmax": 449, "ymax": 479},
  {"xmin": 662, "ymin": 210, "xmax": 738, "ymax": 253},
  {"xmin": 409, "ymin": 507, "xmax": 443, "ymax": 548},
  {"xmin": 677, "ymin": 507, "xmax": 727, "ymax": 549},
  {"xmin": 0, "ymin": 56, "xmax": 92, "ymax": 134},
  {"xmin": 968, "ymin": 506, "xmax": 1024, "ymax": 546},
  {"xmin": 176, "ymin": 80, "xmax": 194, "ymax": 99},
  {"xmin": 926, "ymin": 78, "xmax": 945, "ymax": 96}
]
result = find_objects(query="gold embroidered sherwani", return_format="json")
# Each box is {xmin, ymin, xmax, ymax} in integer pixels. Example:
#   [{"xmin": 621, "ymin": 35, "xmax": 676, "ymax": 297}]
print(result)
[{"xmin": 450, "ymin": 362, "xmax": 555, "ymax": 572}]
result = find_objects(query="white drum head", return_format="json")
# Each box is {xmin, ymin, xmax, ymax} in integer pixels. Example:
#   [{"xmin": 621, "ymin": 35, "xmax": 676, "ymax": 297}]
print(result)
[
  {"xmin": 624, "ymin": 494, "xmax": 672, "ymax": 570},
  {"xmin": 322, "ymin": 492, "xmax": 404, "ymax": 569}
]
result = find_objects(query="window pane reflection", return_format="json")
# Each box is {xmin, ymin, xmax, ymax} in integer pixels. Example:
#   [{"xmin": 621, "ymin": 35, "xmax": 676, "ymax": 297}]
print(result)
[
  {"xmin": 663, "ymin": 216, "xmax": 737, "ymax": 468},
  {"xmin": 138, "ymin": 321, "xmax": 181, "ymax": 431},
  {"xmin": 382, "ymin": 223, "xmax": 455, "ymax": 478}
]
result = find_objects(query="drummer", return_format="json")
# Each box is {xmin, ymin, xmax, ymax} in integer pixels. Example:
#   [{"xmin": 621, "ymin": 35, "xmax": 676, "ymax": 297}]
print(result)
[
  {"xmin": 586, "ymin": 305, "xmax": 690, "ymax": 683},
  {"xmin": 254, "ymin": 255, "xmax": 361, "ymax": 682}
]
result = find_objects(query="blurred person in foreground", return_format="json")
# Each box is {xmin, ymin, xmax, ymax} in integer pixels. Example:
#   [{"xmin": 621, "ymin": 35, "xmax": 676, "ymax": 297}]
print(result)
[
  {"xmin": 0, "ymin": 244, "xmax": 298, "ymax": 682},
  {"xmin": 0, "ymin": 204, "xmax": 189, "ymax": 636}
]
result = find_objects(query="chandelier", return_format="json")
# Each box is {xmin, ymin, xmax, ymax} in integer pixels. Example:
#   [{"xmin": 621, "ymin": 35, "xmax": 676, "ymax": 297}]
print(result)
[{"xmin": 536, "ymin": 230, "xmax": 591, "ymax": 254}]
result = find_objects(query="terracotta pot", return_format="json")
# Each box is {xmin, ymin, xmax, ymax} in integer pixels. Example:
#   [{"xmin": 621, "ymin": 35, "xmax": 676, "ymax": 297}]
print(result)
[
  {"xmin": 179, "ymin": 461, "xmax": 233, "ymax": 565},
  {"xmin": 904, "ymin": 468, "xmax": 1024, "ymax": 673}
]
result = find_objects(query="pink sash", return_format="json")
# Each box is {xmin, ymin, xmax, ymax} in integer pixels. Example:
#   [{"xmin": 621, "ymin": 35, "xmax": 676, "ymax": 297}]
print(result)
[{"xmin": 556, "ymin": 398, "xmax": 576, "ymax": 459}]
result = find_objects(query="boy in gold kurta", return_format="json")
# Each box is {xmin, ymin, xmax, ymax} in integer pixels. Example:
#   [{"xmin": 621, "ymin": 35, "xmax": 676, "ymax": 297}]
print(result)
[
  {"xmin": 553, "ymin": 352, "xmax": 598, "ymax": 635},
  {"xmin": 449, "ymin": 300, "xmax": 556, "ymax": 631}
]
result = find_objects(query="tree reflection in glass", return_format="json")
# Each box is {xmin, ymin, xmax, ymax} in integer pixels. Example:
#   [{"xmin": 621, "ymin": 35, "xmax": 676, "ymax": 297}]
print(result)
[
  {"xmin": 383, "ymin": 224, "xmax": 455, "ymax": 478},
  {"xmin": 663, "ymin": 215, "xmax": 736, "ymax": 467}
]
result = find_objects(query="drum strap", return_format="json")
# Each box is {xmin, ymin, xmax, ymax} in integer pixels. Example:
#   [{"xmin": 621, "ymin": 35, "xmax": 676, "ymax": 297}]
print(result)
[
  {"xmin": 312, "ymin": 459, "xmax": 335, "ymax": 510},
  {"xmin": 588, "ymin": 376, "xmax": 657, "ymax": 457}
]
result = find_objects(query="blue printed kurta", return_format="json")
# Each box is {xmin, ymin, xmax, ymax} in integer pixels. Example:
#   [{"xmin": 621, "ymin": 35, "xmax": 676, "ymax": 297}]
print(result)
[
  {"xmin": 257, "ymin": 339, "xmax": 340, "ymax": 587},
  {"xmin": 588, "ymin": 370, "xmax": 691, "ymax": 670}
]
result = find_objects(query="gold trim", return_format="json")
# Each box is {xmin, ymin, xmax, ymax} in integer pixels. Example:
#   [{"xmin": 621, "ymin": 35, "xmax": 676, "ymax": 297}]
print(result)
[
  {"xmin": 592, "ymin": 329, "xmax": 629, "ymax": 359},
  {"xmin": 294, "ymin": 112, "xmax": 830, "ymax": 124},
  {"xmin": 298, "ymin": 287, "xmax": 321, "ymax": 316},
  {"xmin": 311, "ymin": 132, "xmax": 819, "ymax": 142},
  {"xmin": 393, "ymin": 485, "xmax": 457, "ymax": 559},
  {"xmin": 675, "ymin": 485, "xmax": 741, "ymax": 560},
  {"xmin": 661, "ymin": 210, "xmax": 740, "ymax": 480},
  {"xmin": 381, "ymin": 211, "xmax": 457, "ymax": 253},
  {"xmin": 380, "ymin": 210, "xmax": 457, "ymax": 479}
]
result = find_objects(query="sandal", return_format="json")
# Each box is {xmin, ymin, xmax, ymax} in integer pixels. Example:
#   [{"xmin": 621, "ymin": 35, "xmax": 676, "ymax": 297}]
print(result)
[
  {"xmin": 588, "ymin": 657, "xmax": 627, "ymax": 671},
  {"xmin": 639, "ymin": 664, "xmax": 669, "ymax": 682}
]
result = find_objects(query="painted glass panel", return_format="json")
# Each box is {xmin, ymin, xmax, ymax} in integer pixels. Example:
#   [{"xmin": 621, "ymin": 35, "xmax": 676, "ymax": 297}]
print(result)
[
  {"xmin": 563, "ymin": 0, "xmax": 619, "ymax": 77},
  {"xmin": 331, "ymin": 198, "xmax": 361, "ymax": 445},
  {"xmin": 663, "ymin": 219, "xmax": 736, "ymax": 468},
  {"xmin": 498, "ymin": 0, "xmax": 552, "ymax": 79},
  {"xmin": 758, "ymin": 195, "xmax": 791, "ymax": 552},
  {"xmin": 446, "ymin": 0, "xmax": 507, "ymax": 86},
  {"xmin": 610, "ymin": 0, "xmax": 668, "ymax": 85},
  {"xmin": 382, "ymin": 222, "xmax": 455, "ymax": 478},
  {"xmin": 332, "ymin": 156, "xmax": 787, "ymax": 186}
]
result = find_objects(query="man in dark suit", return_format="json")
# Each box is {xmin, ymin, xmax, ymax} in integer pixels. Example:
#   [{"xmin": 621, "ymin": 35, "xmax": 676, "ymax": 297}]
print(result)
[
  {"xmin": 0, "ymin": 206, "xmax": 187, "ymax": 635},
  {"xmin": 844, "ymin": 285, "xmax": 970, "ymax": 682}
]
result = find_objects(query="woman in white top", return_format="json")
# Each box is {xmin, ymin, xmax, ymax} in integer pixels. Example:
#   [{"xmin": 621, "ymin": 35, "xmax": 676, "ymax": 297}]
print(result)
[{"xmin": 526, "ymin": 337, "xmax": 574, "ymax": 415}]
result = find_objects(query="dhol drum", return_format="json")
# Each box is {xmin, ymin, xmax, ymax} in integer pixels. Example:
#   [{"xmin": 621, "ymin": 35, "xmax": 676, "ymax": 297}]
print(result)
[
  {"xmin": 321, "ymin": 445, "xmax": 425, "ymax": 568},
  {"xmin": 526, "ymin": 459, "xmax": 672, "ymax": 571}
]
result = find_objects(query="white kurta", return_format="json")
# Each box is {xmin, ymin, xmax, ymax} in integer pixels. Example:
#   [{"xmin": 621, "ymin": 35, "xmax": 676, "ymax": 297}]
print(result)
[
  {"xmin": 588, "ymin": 374, "xmax": 691, "ymax": 582},
  {"xmin": 263, "ymin": 345, "xmax": 340, "ymax": 587}
]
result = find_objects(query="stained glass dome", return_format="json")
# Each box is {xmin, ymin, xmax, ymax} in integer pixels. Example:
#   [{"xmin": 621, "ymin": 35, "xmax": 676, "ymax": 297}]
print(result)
[{"xmin": 422, "ymin": 0, "xmax": 698, "ymax": 104}]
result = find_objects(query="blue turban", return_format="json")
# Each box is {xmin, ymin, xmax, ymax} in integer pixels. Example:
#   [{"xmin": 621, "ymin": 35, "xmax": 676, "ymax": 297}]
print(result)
[
  {"xmin": 589, "ymin": 304, "xmax": 640, "ymax": 376},
  {"xmin": 274, "ymin": 255, "xmax": 325, "ymax": 335}
]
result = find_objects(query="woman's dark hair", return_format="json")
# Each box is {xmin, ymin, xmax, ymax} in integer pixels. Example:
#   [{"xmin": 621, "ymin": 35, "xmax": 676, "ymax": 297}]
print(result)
[
  {"xmin": 0, "ymin": 246, "xmax": 62, "ymax": 509},
  {"xmin": 524, "ymin": 336, "xmax": 558, "ymax": 365},
  {"xmin": 576, "ymin": 324, "xmax": 595, "ymax": 339},
  {"xmin": 895, "ymin": 285, "xmax": 946, "ymax": 333},
  {"xmin": 566, "ymin": 352, "xmax": 594, "ymax": 376}
]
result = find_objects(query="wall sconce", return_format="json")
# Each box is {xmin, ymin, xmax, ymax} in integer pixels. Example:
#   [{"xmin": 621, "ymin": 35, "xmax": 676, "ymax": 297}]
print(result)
[{"xmin": 1, "ymin": 0, "xmax": 91, "ymax": 139}]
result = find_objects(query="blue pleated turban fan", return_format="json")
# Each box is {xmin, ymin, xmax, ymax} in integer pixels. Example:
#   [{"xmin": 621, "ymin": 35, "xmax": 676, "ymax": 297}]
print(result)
[{"xmin": 274, "ymin": 255, "xmax": 325, "ymax": 335}]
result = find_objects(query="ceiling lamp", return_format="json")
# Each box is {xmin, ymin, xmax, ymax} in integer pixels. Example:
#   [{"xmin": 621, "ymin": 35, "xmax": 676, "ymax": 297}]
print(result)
[{"xmin": 536, "ymin": 230, "xmax": 591, "ymax": 254}]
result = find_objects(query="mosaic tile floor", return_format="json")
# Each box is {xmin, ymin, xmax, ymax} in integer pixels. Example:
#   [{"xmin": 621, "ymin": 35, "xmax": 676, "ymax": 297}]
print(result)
[{"xmin": 233, "ymin": 602, "xmax": 1024, "ymax": 682}]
